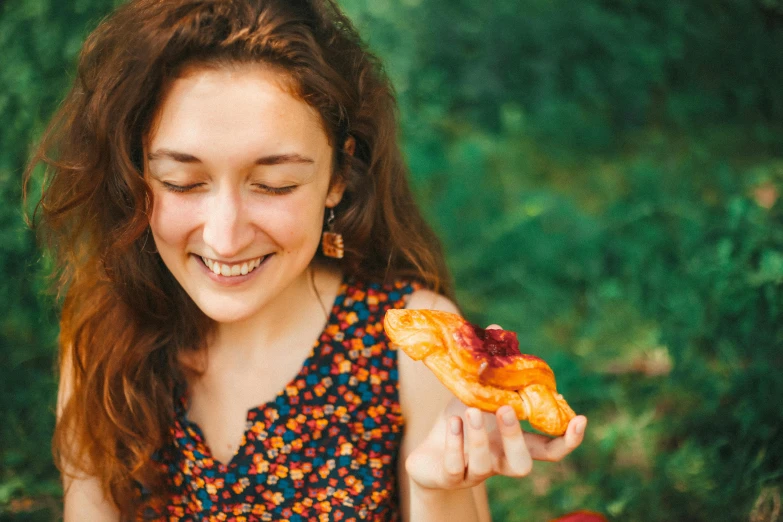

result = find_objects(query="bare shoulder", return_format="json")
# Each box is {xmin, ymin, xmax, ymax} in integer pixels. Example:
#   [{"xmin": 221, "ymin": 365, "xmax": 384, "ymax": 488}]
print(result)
[
  {"xmin": 404, "ymin": 288, "xmax": 461, "ymax": 314},
  {"xmin": 58, "ymin": 347, "xmax": 120, "ymax": 521}
]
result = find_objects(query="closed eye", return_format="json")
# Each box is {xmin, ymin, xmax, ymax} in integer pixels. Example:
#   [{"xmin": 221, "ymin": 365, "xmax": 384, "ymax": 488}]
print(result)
[
  {"xmin": 254, "ymin": 184, "xmax": 297, "ymax": 195},
  {"xmin": 162, "ymin": 181, "xmax": 204, "ymax": 193}
]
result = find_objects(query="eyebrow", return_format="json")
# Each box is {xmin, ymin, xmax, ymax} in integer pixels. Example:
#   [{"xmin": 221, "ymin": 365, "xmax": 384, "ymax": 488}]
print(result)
[{"xmin": 147, "ymin": 148, "xmax": 315, "ymax": 165}]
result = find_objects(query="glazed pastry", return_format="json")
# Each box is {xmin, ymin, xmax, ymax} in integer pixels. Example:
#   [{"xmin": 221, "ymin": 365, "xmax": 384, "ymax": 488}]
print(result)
[{"xmin": 384, "ymin": 309, "xmax": 576, "ymax": 436}]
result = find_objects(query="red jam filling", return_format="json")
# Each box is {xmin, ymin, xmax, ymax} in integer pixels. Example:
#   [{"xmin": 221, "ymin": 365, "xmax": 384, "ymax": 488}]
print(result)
[
  {"xmin": 462, "ymin": 323, "xmax": 542, "ymax": 367},
  {"xmin": 471, "ymin": 324, "xmax": 520, "ymax": 357},
  {"xmin": 469, "ymin": 324, "xmax": 519, "ymax": 369}
]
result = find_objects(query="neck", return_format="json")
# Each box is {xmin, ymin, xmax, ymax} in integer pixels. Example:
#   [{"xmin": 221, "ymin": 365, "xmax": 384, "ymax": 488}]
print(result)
[{"xmin": 208, "ymin": 264, "xmax": 338, "ymax": 362}]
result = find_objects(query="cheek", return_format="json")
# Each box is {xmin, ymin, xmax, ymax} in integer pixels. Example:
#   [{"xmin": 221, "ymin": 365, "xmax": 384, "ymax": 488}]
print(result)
[
  {"xmin": 256, "ymin": 197, "xmax": 324, "ymax": 247},
  {"xmin": 149, "ymin": 194, "xmax": 200, "ymax": 245}
]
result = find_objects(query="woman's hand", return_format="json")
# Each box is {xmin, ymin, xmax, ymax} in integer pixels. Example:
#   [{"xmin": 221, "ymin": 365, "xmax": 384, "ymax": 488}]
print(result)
[{"xmin": 405, "ymin": 397, "xmax": 587, "ymax": 490}]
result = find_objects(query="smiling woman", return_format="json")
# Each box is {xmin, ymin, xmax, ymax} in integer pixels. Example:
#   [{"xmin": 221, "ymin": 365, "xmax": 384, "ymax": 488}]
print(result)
[
  {"xmin": 24, "ymin": 0, "xmax": 585, "ymax": 520},
  {"xmin": 145, "ymin": 65, "xmax": 342, "ymax": 325}
]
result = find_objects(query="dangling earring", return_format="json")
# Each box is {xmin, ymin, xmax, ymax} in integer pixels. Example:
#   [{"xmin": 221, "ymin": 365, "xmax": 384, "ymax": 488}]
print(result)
[{"xmin": 321, "ymin": 208, "xmax": 344, "ymax": 259}]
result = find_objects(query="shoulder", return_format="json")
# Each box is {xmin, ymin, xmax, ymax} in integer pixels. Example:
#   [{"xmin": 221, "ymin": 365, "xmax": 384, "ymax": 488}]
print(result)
[
  {"xmin": 404, "ymin": 288, "xmax": 460, "ymax": 315},
  {"xmin": 57, "ymin": 346, "xmax": 121, "ymax": 520},
  {"xmin": 342, "ymin": 274, "xmax": 426, "ymax": 309},
  {"xmin": 351, "ymin": 274, "xmax": 452, "ymax": 309}
]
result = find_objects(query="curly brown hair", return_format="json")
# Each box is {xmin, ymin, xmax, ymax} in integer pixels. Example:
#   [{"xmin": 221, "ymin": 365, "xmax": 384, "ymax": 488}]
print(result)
[{"xmin": 24, "ymin": 0, "xmax": 452, "ymax": 514}]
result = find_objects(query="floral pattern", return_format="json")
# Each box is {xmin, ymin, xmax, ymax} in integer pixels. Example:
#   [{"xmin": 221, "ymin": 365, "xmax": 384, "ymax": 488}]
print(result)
[{"xmin": 140, "ymin": 277, "xmax": 420, "ymax": 521}]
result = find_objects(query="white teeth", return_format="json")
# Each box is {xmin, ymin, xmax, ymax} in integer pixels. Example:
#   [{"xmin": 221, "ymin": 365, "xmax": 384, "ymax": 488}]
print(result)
[{"xmin": 201, "ymin": 255, "xmax": 266, "ymax": 277}]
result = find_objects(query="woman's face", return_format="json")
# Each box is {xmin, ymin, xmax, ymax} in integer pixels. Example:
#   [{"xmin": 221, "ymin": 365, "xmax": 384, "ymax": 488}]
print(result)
[{"xmin": 145, "ymin": 64, "xmax": 344, "ymax": 324}]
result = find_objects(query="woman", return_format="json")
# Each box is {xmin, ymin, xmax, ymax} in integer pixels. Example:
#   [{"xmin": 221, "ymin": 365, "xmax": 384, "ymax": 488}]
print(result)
[{"xmin": 26, "ymin": 0, "xmax": 587, "ymax": 519}]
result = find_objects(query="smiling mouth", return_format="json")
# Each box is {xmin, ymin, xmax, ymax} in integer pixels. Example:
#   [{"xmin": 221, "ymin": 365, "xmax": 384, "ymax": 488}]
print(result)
[{"xmin": 200, "ymin": 255, "xmax": 268, "ymax": 277}]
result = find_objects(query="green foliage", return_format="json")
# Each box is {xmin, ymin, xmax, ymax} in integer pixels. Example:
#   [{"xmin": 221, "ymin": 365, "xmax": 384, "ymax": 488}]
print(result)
[
  {"xmin": 2, "ymin": 0, "xmax": 782, "ymax": 520},
  {"xmin": 0, "ymin": 0, "xmax": 121, "ymax": 518},
  {"xmin": 452, "ymin": 136, "xmax": 783, "ymax": 521}
]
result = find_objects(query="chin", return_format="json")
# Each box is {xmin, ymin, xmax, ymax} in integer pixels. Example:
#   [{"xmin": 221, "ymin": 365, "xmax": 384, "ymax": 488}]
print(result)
[
  {"xmin": 200, "ymin": 306, "xmax": 260, "ymax": 325},
  {"xmin": 187, "ymin": 291, "xmax": 266, "ymax": 325}
]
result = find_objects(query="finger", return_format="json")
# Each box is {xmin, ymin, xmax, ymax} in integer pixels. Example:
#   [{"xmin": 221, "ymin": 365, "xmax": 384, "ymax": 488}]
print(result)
[
  {"xmin": 525, "ymin": 415, "xmax": 587, "ymax": 462},
  {"xmin": 465, "ymin": 408, "xmax": 494, "ymax": 480},
  {"xmin": 443, "ymin": 416, "xmax": 466, "ymax": 483},
  {"xmin": 526, "ymin": 415, "xmax": 587, "ymax": 462},
  {"xmin": 495, "ymin": 406, "xmax": 533, "ymax": 477},
  {"xmin": 486, "ymin": 324, "xmax": 502, "ymax": 330}
]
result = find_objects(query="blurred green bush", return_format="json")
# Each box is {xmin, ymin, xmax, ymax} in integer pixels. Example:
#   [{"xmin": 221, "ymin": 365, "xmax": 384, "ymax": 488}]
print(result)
[{"xmin": 2, "ymin": 0, "xmax": 782, "ymax": 520}]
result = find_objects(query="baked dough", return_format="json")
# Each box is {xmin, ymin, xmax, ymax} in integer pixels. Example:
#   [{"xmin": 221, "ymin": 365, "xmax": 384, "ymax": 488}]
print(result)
[{"xmin": 384, "ymin": 309, "xmax": 576, "ymax": 436}]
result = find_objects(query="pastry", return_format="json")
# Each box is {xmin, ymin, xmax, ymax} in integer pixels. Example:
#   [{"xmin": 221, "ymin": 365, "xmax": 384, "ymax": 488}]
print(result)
[{"xmin": 384, "ymin": 309, "xmax": 576, "ymax": 436}]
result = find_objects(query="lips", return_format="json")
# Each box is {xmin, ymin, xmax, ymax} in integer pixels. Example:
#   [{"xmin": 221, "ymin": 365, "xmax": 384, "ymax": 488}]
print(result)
[{"xmin": 200, "ymin": 255, "xmax": 267, "ymax": 277}]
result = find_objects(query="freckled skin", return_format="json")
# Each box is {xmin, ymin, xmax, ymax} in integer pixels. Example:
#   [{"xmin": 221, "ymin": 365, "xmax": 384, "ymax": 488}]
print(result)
[{"xmin": 145, "ymin": 65, "xmax": 345, "ymax": 327}]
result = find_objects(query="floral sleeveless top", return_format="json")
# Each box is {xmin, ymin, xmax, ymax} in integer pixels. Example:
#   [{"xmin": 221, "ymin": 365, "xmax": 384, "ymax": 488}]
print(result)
[{"xmin": 140, "ymin": 277, "xmax": 420, "ymax": 521}]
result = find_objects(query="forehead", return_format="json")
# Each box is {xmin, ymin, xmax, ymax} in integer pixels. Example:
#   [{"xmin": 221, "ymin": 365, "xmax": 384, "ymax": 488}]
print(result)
[{"xmin": 147, "ymin": 63, "xmax": 329, "ymax": 151}]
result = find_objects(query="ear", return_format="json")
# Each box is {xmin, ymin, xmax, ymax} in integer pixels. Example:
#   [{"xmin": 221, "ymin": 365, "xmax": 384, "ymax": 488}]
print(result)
[
  {"xmin": 326, "ymin": 136, "xmax": 355, "ymax": 207},
  {"xmin": 344, "ymin": 135, "xmax": 356, "ymax": 156},
  {"xmin": 325, "ymin": 181, "xmax": 345, "ymax": 208}
]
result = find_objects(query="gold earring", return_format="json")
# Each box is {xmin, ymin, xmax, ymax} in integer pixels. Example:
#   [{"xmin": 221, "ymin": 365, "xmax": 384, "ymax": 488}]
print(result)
[{"xmin": 321, "ymin": 208, "xmax": 344, "ymax": 259}]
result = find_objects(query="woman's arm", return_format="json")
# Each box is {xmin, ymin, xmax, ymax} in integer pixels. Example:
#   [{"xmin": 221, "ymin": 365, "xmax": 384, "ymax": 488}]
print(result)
[
  {"xmin": 397, "ymin": 289, "xmax": 491, "ymax": 522},
  {"xmin": 63, "ymin": 477, "xmax": 120, "ymax": 522},
  {"xmin": 396, "ymin": 289, "xmax": 587, "ymax": 522},
  {"xmin": 57, "ymin": 349, "xmax": 120, "ymax": 522}
]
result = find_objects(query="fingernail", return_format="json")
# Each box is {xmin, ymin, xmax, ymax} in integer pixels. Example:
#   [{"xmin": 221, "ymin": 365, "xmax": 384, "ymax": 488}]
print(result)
[
  {"xmin": 502, "ymin": 408, "xmax": 518, "ymax": 427},
  {"xmin": 468, "ymin": 409, "xmax": 483, "ymax": 429},
  {"xmin": 450, "ymin": 417, "xmax": 462, "ymax": 435},
  {"xmin": 574, "ymin": 418, "xmax": 586, "ymax": 435}
]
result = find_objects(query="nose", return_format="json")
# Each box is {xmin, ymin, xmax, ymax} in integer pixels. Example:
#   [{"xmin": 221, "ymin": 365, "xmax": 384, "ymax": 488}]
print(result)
[{"xmin": 201, "ymin": 188, "xmax": 254, "ymax": 258}]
